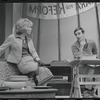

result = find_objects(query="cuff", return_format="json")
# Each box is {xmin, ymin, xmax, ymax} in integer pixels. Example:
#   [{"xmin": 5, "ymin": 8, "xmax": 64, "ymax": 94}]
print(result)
[{"xmin": 34, "ymin": 57, "xmax": 40, "ymax": 62}]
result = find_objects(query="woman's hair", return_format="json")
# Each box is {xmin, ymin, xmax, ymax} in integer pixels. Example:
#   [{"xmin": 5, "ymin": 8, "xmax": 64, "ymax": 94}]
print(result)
[
  {"xmin": 74, "ymin": 27, "xmax": 85, "ymax": 35},
  {"xmin": 15, "ymin": 18, "xmax": 33, "ymax": 35}
]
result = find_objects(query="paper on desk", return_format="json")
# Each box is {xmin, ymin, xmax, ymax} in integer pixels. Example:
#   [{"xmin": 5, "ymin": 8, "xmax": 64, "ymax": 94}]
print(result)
[
  {"xmin": 81, "ymin": 55, "xmax": 100, "ymax": 67},
  {"xmin": 81, "ymin": 55, "xmax": 97, "ymax": 60},
  {"xmin": 69, "ymin": 55, "xmax": 100, "ymax": 67}
]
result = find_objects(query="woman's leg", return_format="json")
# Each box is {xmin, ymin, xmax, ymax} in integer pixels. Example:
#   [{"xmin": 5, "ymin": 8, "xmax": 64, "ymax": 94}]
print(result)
[
  {"xmin": 17, "ymin": 56, "xmax": 38, "ymax": 74},
  {"xmin": 26, "ymin": 71, "xmax": 38, "ymax": 86},
  {"xmin": 17, "ymin": 56, "xmax": 39, "ymax": 86}
]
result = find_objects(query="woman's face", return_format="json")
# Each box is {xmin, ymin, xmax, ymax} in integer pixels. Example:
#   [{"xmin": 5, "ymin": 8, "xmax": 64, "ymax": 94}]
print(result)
[
  {"xmin": 25, "ymin": 27, "xmax": 32, "ymax": 35},
  {"xmin": 16, "ymin": 19, "xmax": 33, "ymax": 36}
]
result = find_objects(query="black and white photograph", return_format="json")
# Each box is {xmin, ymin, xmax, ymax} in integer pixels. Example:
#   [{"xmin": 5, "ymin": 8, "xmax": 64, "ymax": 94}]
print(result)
[{"xmin": 0, "ymin": 2, "xmax": 100, "ymax": 99}]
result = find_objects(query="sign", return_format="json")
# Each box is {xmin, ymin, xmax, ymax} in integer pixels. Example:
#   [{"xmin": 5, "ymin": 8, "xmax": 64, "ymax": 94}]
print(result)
[
  {"xmin": 26, "ymin": 3, "xmax": 97, "ymax": 19},
  {"xmin": 78, "ymin": 2, "xmax": 94, "ymax": 13}
]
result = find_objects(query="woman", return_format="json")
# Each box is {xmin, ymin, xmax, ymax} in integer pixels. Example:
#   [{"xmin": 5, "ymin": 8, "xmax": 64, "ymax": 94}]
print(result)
[{"xmin": 0, "ymin": 18, "xmax": 53, "ymax": 85}]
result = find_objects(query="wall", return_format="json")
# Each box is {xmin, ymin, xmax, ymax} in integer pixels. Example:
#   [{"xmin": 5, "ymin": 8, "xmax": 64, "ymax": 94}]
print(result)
[
  {"xmin": 80, "ymin": 7, "xmax": 99, "ymax": 58},
  {"xmin": 5, "ymin": 3, "xmax": 23, "ymax": 58},
  {"xmin": 39, "ymin": 19, "xmax": 59, "ymax": 63},
  {"xmin": 60, "ymin": 16, "xmax": 78, "ymax": 61},
  {"xmin": 96, "ymin": 4, "xmax": 100, "ymax": 57},
  {"xmin": 13, "ymin": 3, "xmax": 23, "ymax": 26},
  {"xmin": 22, "ymin": 3, "xmax": 39, "ymax": 52},
  {"xmin": 22, "ymin": 4, "xmax": 59, "ymax": 63},
  {"xmin": 5, "ymin": 3, "xmax": 13, "ymax": 58},
  {"xmin": 22, "ymin": 3, "xmax": 100, "ymax": 63},
  {"xmin": 5, "ymin": 3, "xmax": 23, "ymax": 37},
  {"xmin": 23, "ymin": 4, "xmax": 99, "ymax": 63},
  {"xmin": 0, "ymin": 3, "xmax": 5, "ymax": 59},
  {"xmin": 0, "ymin": 3, "xmax": 99, "ymax": 64}
]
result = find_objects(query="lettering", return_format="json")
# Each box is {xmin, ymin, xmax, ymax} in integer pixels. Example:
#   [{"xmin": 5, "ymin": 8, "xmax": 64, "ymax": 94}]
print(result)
[
  {"xmin": 48, "ymin": 6, "xmax": 53, "ymax": 15},
  {"xmin": 28, "ymin": 3, "xmax": 66, "ymax": 16},
  {"xmin": 27, "ymin": 3, "xmax": 95, "ymax": 19},
  {"xmin": 37, "ymin": 5, "xmax": 41, "ymax": 14},
  {"xmin": 42, "ymin": 6, "xmax": 48, "ymax": 15},
  {"xmin": 77, "ymin": 2, "xmax": 94, "ymax": 10},
  {"xmin": 53, "ymin": 5, "xmax": 58, "ymax": 15},
  {"xmin": 65, "ymin": 4, "xmax": 73, "ymax": 10},
  {"xmin": 29, "ymin": 5, "xmax": 37, "ymax": 13},
  {"xmin": 58, "ymin": 3, "xmax": 65, "ymax": 14}
]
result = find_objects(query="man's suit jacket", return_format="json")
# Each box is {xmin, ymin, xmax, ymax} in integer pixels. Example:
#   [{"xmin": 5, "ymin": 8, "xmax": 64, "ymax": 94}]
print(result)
[
  {"xmin": 71, "ymin": 39, "xmax": 97, "ymax": 59},
  {"xmin": 0, "ymin": 34, "xmax": 40, "ymax": 64}
]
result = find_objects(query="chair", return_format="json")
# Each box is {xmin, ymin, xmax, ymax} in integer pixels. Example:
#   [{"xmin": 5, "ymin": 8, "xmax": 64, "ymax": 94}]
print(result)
[
  {"xmin": 78, "ymin": 74, "xmax": 100, "ymax": 98},
  {"xmin": 0, "ymin": 59, "xmax": 21, "ymax": 85},
  {"xmin": 70, "ymin": 59, "xmax": 100, "ymax": 98}
]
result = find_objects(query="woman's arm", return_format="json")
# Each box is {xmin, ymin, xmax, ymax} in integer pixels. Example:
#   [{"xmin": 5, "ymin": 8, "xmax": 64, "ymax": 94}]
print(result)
[
  {"xmin": 0, "ymin": 35, "xmax": 12, "ymax": 56},
  {"xmin": 30, "ymin": 40, "xmax": 45, "ymax": 66},
  {"xmin": 30, "ymin": 40, "xmax": 40, "ymax": 62}
]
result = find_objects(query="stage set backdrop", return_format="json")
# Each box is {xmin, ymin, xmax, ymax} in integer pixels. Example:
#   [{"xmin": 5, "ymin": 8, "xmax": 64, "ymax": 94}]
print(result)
[{"xmin": 22, "ymin": 3, "xmax": 100, "ymax": 64}]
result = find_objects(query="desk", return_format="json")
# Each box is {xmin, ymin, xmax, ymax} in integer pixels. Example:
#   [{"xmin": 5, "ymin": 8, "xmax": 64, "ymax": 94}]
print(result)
[
  {"xmin": 69, "ymin": 59, "xmax": 100, "ymax": 98},
  {"xmin": 0, "ymin": 88, "xmax": 57, "ymax": 98},
  {"xmin": 49, "ymin": 61, "xmax": 72, "ymax": 96}
]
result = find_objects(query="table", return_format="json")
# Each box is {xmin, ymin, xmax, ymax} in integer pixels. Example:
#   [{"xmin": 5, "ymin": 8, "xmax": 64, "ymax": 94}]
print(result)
[
  {"xmin": 0, "ymin": 88, "xmax": 57, "ymax": 98},
  {"xmin": 69, "ymin": 59, "xmax": 100, "ymax": 98}
]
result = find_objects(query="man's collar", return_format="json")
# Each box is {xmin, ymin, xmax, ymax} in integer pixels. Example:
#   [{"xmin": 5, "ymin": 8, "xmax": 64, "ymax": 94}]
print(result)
[
  {"xmin": 75, "ymin": 38, "xmax": 87, "ymax": 47},
  {"xmin": 77, "ymin": 38, "xmax": 87, "ymax": 43}
]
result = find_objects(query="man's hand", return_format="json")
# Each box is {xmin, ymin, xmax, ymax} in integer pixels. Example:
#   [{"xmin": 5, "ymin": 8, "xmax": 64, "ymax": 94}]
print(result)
[{"xmin": 38, "ymin": 60, "xmax": 45, "ymax": 66}]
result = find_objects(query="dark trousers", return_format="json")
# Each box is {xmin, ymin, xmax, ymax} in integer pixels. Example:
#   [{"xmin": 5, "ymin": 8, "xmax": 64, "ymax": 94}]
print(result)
[{"xmin": 25, "ymin": 71, "xmax": 38, "ymax": 86}]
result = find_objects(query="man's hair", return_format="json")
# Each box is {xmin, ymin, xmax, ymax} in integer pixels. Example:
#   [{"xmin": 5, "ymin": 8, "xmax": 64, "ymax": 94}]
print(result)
[{"xmin": 74, "ymin": 27, "xmax": 85, "ymax": 35}]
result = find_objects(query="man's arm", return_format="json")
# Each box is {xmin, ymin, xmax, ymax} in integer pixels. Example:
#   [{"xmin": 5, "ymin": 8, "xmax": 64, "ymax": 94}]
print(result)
[
  {"xmin": 92, "ymin": 41, "xmax": 97, "ymax": 55},
  {"xmin": 71, "ymin": 45, "xmax": 81, "ymax": 59}
]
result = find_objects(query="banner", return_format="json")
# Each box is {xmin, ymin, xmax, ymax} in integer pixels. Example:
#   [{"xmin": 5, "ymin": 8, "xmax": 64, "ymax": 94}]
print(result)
[
  {"xmin": 78, "ymin": 2, "xmax": 94, "ymax": 13},
  {"xmin": 26, "ymin": 3, "xmax": 98, "ymax": 19}
]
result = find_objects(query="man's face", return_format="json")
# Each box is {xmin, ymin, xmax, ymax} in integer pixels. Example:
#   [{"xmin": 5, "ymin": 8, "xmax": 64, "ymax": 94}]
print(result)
[{"xmin": 74, "ymin": 30, "xmax": 85, "ymax": 42}]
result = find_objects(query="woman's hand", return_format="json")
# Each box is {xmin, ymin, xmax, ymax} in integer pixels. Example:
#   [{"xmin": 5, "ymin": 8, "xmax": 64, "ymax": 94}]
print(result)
[{"xmin": 37, "ymin": 60, "xmax": 45, "ymax": 66}]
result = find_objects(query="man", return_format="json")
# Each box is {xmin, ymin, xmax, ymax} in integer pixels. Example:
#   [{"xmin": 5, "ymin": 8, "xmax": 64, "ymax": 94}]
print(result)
[
  {"xmin": 71, "ymin": 27, "xmax": 98, "ymax": 98},
  {"xmin": 71, "ymin": 27, "xmax": 97, "ymax": 60}
]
